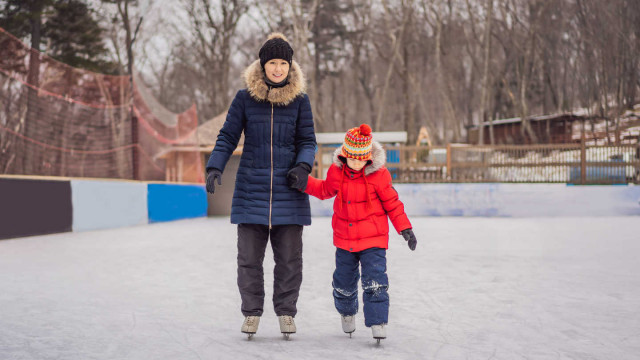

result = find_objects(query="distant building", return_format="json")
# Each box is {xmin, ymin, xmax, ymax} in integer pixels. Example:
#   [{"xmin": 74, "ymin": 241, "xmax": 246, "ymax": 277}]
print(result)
[
  {"xmin": 156, "ymin": 111, "xmax": 242, "ymax": 184},
  {"xmin": 468, "ymin": 105, "xmax": 640, "ymax": 145},
  {"xmin": 468, "ymin": 113, "xmax": 586, "ymax": 145}
]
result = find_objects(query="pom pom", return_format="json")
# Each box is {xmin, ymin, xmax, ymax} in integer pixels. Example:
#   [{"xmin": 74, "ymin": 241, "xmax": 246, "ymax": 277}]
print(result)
[
  {"xmin": 267, "ymin": 32, "xmax": 289, "ymax": 42},
  {"xmin": 359, "ymin": 124, "xmax": 372, "ymax": 136}
]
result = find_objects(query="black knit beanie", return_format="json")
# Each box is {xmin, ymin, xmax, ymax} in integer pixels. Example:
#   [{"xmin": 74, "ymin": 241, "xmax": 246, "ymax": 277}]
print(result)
[{"xmin": 259, "ymin": 33, "xmax": 294, "ymax": 69}]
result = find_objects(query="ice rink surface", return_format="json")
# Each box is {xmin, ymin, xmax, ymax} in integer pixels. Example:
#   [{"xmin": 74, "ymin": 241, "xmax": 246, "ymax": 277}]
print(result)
[{"xmin": 1, "ymin": 216, "xmax": 639, "ymax": 360}]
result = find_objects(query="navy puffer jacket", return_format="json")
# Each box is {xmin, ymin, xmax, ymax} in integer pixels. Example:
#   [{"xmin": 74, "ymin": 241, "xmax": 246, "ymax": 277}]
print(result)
[{"xmin": 206, "ymin": 59, "xmax": 316, "ymax": 226}]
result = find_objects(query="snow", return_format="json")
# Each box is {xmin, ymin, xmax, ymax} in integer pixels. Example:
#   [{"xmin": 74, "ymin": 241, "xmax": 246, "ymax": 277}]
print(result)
[
  {"xmin": 485, "ymin": 147, "xmax": 638, "ymax": 182},
  {"xmin": 1, "ymin": 216, "xmax": 639, "ymax": 359}
]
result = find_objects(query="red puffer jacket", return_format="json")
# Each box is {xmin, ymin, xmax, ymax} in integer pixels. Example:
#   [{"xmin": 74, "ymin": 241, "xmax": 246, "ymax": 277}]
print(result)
[{"xmin": 305, "ymin": 141, "xmax": 411, "ymax": 252}]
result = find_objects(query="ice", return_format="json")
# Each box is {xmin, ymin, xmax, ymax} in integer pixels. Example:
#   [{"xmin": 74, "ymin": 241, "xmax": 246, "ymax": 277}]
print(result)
[{"xmin": 1, "ymin": 216, "xmax": 639, "ymax": 359}]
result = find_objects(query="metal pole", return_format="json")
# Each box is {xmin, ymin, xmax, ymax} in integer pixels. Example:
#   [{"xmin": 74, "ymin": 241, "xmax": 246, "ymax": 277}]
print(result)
[
  {"xmin": 446, "ymin": 143, "xmax": 452, "ymax": 181},
  {"xmin": 580, "ymin": 120, "xmax": 586, "ymax": 185}
]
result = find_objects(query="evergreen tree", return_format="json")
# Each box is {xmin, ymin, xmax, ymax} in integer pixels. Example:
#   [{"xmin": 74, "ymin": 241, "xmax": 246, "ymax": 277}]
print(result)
[
  {"xmin": 0, "ymin": 0, "xmax": 115, "ymax": 73},
  {"xmin": 45, "ymin": 0, "xmax": 115, "ymax": 73}
]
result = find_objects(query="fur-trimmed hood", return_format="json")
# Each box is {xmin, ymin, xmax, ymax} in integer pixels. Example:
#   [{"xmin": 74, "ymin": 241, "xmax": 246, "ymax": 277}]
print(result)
[
  {"xmin": 243, "ymin": 59, "xmax": 306, "ymax": 106},
  {"xmin": 332, "ymin": 141, "xmax": 386, "ymax": 176}
]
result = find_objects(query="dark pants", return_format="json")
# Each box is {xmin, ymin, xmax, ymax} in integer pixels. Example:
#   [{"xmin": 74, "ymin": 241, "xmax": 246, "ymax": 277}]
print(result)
[
  {"xmin": 237, "ymin": 223, "xmax": 303, "ymax": 317},
  {"xmin": 332, "ymin": 247, "xmax": 389, "ymax": 327}
]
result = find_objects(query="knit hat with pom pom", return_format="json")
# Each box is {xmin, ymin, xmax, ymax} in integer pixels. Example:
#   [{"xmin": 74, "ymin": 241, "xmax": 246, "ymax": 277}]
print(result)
[
  {"xmin": 259, "ymin": 32, "xmax": 294, "ymax": 69},
  {"xmin": 341, "ymin": 124, "xmax": 373, "ymax": 161}
]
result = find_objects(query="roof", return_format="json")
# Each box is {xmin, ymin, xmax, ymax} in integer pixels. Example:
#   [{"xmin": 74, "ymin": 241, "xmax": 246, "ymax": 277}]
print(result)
[
  {"xmin": 316, "ymin": 131, "xmax": 407, "ymax": 144},
  {"xmin": 472, "ymin": 113, "xmax": 585, "ymax": 128},
  {"xmin": 197, "ymin": 117, "xmax": 407, "ymax": 145}
]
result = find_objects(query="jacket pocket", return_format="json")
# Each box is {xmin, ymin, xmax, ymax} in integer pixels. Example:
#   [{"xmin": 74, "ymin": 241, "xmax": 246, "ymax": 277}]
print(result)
[
  {"xmin": 372, "ymin": 214, "xmax": 388, "ymax": 236},
  {"xmin": 357, "ymin": 216, "xmax": 380, "ymax": 240},
  {"xmin": 287, "ymin": 118, "xmax": 296, "ymax": 145}
]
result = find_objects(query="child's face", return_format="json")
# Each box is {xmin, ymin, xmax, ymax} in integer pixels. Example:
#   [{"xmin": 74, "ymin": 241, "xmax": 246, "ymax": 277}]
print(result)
[{"xmin": 346, "ymin": 158, "xmax": 367, "ymax": 171}]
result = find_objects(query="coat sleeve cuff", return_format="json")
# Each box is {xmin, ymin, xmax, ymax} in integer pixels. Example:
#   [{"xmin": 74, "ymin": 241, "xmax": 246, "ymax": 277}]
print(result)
[
  {"xmin": 391, "ymin": 214, "xmax": 412, "ymax": 234},
  {"xmin": 304, "ymin": 176, "xmax": 321, "ymax": 197},
  {"xmin": 295, "ymin": 150, "xmax": 316, "ymax": 169}
]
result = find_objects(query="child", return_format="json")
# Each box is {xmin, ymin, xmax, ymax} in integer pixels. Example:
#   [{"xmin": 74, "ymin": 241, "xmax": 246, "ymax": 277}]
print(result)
[{"xmin": 288, "ymin": 124, "xmax": 417, "ymax": 341}]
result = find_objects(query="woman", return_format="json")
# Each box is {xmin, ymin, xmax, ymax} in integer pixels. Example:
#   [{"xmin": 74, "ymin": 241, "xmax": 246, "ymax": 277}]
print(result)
[{"xmin": 205, "ymin": 33, "xmax": 316, "ymax": 339}]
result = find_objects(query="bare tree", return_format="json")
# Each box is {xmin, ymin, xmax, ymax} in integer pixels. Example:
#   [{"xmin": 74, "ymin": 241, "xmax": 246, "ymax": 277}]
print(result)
[
  {"xmin": 478, "ymin": 0, "xmax": 493, "ymax": 144},
  {"xmin": 141, "ymin": 0, "xmax": 640, "ymax": 145},
  {"xmin": 184, "ymin": 0, "xmax": 249, "ymax": 119}
]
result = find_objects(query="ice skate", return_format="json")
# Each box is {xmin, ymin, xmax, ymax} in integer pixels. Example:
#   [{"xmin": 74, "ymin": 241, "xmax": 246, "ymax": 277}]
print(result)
[
  {"xmin": 371, "ymin": 324, "xmax": 386, "ymax": 344},
  {"xmin": 241, "ymin": 316, "xmax": 260, "ymax": 339},
  {"xmin": 341, "ymin": 315, "xmax": 356, "ymax": 337},
  {"xmin": 278, "ymin": 315, "xmax": 296, "ymax": 340}
]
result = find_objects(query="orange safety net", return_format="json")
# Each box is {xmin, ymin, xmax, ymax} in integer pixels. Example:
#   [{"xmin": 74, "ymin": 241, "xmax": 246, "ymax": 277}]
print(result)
[{"xmin": 0, "ymin": 27, "xmax": 203, "ymax": 182}]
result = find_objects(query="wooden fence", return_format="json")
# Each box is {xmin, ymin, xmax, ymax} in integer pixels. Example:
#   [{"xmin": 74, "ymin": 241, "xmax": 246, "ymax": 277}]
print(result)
[{"xmin": 313, "ymin": 143, "xmax": 640, "ymax": 184}]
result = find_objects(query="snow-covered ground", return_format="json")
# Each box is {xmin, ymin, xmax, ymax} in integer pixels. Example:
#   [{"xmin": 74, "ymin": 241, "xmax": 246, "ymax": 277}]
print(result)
[{"xmin": 1, "ymin": 217, "xmax": 639, "ymax": 360}]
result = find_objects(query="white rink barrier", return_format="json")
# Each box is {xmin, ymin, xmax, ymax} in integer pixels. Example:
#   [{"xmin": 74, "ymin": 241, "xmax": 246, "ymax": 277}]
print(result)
[
  {"xmin": 309, "ymin": 183, "xmax": 640, "ymax": 217},
  {"xmin": 71, "ymin": 180, "xmax": 148, "ymax": 232}
]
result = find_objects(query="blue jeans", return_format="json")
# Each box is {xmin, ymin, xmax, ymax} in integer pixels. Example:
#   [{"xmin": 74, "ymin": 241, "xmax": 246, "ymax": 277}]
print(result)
[{"xmin": 332, "ymin": 247, "xmax": 389, "ymax": 327}]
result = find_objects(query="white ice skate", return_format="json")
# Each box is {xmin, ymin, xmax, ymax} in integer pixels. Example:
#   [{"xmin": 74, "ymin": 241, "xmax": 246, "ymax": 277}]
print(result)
[
  {"xmin": 278, "ymin": 315, "xmax": 296, "ymax": 340},
  {"xmin": 371, "ymin": 324, "xmax": 386, "ymax": 344},
  {"xmin": 241, "ymin": 316, "xmax": 260, "ymax": 339},
  {"xmin": 341, "ymin": 315, "xmax": 356, "ymax": 337}
]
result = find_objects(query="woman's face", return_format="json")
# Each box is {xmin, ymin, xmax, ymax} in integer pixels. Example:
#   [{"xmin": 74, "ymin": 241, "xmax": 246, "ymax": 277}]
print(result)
[
  {"xmin": 346, "ymin": 158, "xmax": 367, "ymax": 171},
  {"xmin": 264, "ymin": 59, "xmax": 290, "ymax": 83}
]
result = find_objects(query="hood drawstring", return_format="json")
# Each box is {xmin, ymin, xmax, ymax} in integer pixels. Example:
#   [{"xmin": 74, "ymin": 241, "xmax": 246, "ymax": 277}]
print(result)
[
  {"xmin": 338, "ymin": 165, "xmax": 346, "ymax": 210},
  {"xmin": 362, "ymin": 170, "xmax": 372, "ymax": 209},
  {"xmin": 338, "ymin": 164, "xmax": 372, "ymax": 210}
]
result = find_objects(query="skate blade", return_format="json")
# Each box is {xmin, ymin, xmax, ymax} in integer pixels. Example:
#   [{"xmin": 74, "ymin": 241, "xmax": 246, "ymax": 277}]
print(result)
[{"xmin": 242, "ymin": 331, "xmax": 256, "ymax": 340}]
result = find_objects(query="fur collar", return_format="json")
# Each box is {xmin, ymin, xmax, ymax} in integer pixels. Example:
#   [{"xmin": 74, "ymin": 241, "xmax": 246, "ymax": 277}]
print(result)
[
  {"xmin": 332, "ymin": 141, "xmax": 386, "ymax": 176},
  {"xmin": 243, "ymin": 59, "xmax": 306, "ymax": 106}
]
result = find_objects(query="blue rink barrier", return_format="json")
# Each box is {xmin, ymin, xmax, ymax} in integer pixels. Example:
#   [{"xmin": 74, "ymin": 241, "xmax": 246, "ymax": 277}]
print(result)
[
  {"xmin": 569, "ymin": 165, "xmax": 626, "ymax": 184},
  {"xmin": 147, "ymin": 183, "xmax": 208, "ymax": 223}
]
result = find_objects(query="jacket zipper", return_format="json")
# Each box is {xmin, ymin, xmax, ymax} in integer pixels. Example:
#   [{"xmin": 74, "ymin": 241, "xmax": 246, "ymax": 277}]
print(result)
[{"xmin": 269, "ymin": 102, "xmax": 274, "ymax": 229}]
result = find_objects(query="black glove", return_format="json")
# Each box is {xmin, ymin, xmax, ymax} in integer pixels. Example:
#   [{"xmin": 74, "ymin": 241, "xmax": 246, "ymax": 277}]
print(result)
[
  {"xmin": 206, "ymin": 168, "xmax": 222, "ymax": 194},
  {"xmin": 401, "ymin": 228, "xmax": 417, "ymax": 251},
  {"xmin": 287, "ymin": 162, "xmax": 312, "ymax": 191}
]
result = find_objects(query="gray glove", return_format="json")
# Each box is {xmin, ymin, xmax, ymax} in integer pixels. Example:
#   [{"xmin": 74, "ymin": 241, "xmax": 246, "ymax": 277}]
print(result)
[
  {"xmin": 206, "ymin": 168, "xmax": 222, "ymax": 194},
  {"xmin": 401, "ymin": 228, "xmax": 417, "ymax": 251}
]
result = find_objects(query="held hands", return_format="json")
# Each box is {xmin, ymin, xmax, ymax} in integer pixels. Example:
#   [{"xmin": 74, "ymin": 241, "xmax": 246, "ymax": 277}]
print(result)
[
  {"xmin": 287, "ymin": 163, "xmax": 312, "ymax": 191},
  {"xmin": 401, "ymin": 228, "xmax": 417, "ymax": 251},
  {"xmin": 206, "ymin": 168, "xmax": 222, "ymax": 194}
]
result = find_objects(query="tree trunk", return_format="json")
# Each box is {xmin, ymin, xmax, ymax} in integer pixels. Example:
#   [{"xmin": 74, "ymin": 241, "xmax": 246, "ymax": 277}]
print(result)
[
  {"xmin": 519, "ymin": 1, "xmax": 539, "ymax": 144},
  {"xmin": 479, "ymin": 0, "xmax": 493, "ymax": 145},
  {"xmin": 434, "ymin": 13, "xmax": 461, "ymax": 143},
  {"xmin": 117, "ymin": 0, "xmax": 134, "ymax": 179},
  {"xmin": 311, "ymin": 45, "xmax": 325, "ymax": 132},
  {"xmin": 402, "ymin": 20, "xmax": 416, "ymax": 144},
  {"xmin": 23, "ymin": 1, "xmax": 43, "ymax": 175}
]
